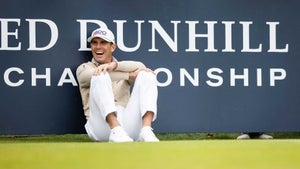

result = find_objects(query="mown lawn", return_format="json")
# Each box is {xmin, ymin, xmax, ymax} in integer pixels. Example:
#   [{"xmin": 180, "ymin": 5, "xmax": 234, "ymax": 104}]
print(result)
[{"xmin": 0, "ymin": 133, "xmax": 300, "ymax": 169}]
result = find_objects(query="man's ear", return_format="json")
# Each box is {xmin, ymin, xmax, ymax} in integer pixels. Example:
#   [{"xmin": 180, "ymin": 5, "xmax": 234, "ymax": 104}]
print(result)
[{"xmin": 111, "ymin": 43, "xmax": 117, "ymax": 52}]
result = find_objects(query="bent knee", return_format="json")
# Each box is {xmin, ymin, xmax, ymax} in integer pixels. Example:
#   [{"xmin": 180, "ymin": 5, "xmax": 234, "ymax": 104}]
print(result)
[
  {"xmin": 138, "ymin": 71, "xmax": 156, "ymax": 80},
  {"xmin": 91, "ymin": 73, "xmax": 111, "ymax": 83},
  {"xmin": 137, "ymin": 71, "xmax": 157, "ymax": 83}
]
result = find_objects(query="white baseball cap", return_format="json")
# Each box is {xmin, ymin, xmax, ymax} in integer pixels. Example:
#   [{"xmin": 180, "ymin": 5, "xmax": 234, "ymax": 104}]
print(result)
[{"xmin": 87, "ymin": 27, "xmax": 115, "ymax": 44}]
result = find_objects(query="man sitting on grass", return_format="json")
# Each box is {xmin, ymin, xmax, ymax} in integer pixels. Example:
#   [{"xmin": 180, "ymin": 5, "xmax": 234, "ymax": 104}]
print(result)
[{"xmin": 76, "ymin": 27, "xmax": 159, "ymax": 143}]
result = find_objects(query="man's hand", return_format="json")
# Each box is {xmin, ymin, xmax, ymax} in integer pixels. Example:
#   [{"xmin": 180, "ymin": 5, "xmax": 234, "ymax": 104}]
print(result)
[
  {"xmin": 93, "ymin": 62, "xmax": 118, "ymax": 75},
  {"xmin": 129, "ymin": 67, "xmax": 155, "ymax": 81}
]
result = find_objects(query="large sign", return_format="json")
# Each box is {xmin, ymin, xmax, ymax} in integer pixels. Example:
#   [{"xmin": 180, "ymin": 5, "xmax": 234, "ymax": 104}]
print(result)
[{"xmin": 0, "ymin": 0, "xmax": 299, "ymax": 134}]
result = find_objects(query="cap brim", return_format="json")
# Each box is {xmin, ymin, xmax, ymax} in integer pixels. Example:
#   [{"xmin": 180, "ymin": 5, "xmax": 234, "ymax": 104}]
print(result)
[{"xmin": 87, "ymin": 35, "xmax": 114, "ymax": 43}]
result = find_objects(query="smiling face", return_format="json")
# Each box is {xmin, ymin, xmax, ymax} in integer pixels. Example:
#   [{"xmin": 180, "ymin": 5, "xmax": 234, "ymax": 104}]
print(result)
[{"xmin": 90, "ymin": 37, "xmax": 117, "ymax": 64}]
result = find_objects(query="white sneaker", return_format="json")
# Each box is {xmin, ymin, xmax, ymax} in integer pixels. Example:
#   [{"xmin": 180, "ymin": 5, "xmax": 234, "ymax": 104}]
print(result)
[
  {"xmin": 259, "ymin": 134, "xmax": 273, "ymax": 139},
  {"xmin": 237, "ymin": 133, "xmax": 250, "ymax": 140},
  {"xmin": 109, "ymin": 126, "xmax": 133, "ymax": 143},
  {"xmin": 138, "ymin": 126, "xmax": 159, "ymax": 142}
]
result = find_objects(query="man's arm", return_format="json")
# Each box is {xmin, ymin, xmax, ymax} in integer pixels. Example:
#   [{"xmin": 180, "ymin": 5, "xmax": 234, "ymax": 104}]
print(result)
[
  {"xmin": 128, "ymin": 67, "xmax": 156, "ymax": 81},
  {"xmin": 76, "ymin": 63, "xmax": 94, "ymax": 88},
  {"xmin": 115, "ymin": 61, "xmax": 146, "ymax": 72},
  {"xmin": 94, "ymin": 61, "xmax": 146, "ymax": 75},
  {"xmin": 93, "ymin": 61, "xmax": 149, "ymax": 83},
  {"xmin": 77, "ymin": 62, "xmax": 129, "ymax": 88}
]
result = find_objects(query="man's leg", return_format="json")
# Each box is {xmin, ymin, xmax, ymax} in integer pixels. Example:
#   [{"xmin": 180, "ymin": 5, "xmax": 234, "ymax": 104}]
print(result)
[
  {"xmin": 86, "ymin": 73, "xmax": 132, "ymax": 142},
  {"xmin": 142, "ymin": 111, "xmax": 155, "ymax": 127},
  {"xmin": 121, "ymin": 71, "xmax": 159, "ymax": 142},
  {"xmin": 106, "ymin": 113, "xmax": 120, "ymax": 129}
]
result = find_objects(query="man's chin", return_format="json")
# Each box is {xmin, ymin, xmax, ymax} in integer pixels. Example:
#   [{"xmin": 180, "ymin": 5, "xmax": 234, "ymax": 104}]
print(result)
[{"xmin": 93, "ymin": 57, "xmax": 105, "ymax": 64}]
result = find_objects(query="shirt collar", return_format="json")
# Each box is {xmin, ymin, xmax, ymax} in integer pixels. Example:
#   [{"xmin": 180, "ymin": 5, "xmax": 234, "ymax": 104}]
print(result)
[{"xmin": 92, "ymin": 57, "xmax": 117, "ymax": 66}]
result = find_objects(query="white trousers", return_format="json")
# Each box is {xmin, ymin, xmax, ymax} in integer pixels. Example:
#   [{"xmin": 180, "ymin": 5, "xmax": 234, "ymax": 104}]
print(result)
[{"xmin": 85, "ymin": 71, "xmax": 158, "ymax": 141}]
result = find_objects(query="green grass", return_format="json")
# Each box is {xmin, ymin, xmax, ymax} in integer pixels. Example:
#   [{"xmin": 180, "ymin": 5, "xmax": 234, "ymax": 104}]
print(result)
[
  {"xmin": 1, "ymin": 140, "xmax": 300, "ymax": 169},
  {"xmin": 1, "ymin": 133, "xmax": 300, "ymax": 169},
  {"xmin": 1, "ymin": 132, "xmax": 300, "ymax": 142}
]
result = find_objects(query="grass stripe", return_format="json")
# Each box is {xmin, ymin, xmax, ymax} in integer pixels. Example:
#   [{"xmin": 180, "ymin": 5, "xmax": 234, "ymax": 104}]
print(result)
[{"xmin": 1, "ymin": 140, "xmax": 300, "ymax": 169}]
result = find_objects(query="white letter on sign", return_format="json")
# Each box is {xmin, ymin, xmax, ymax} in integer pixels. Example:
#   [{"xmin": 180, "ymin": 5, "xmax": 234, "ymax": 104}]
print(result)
[
  {"xmin": 149, "ymin": 20, "xmax": 180, "ymax": 52},
  {"xmin": 270, "ymin": 68, "xmax": 286, "ymax": 86},
  {"xmin": 26, "ymin": 19, "xmax": 58, "ymax": 51},
  {"xmin": 267, "ymin": 22, "xmax": 289, "ymax": 53},
  {"xmin": 31, "ymin": 68, "xmax": 51, "ymax": 86},
  {"xmin": 0, "ymin": 18, "xmax": 21, "ymax": 50},
  {"xmin": 154, "ymin": 68, "xmax": 173, "ymax": 87},
  {"xmin": 114, "ymin": 20, "xmax": 144, "ymax": 52},
  {"xmin": 4, "ymin": 67, "xmax": 24, "ymax": 87}
]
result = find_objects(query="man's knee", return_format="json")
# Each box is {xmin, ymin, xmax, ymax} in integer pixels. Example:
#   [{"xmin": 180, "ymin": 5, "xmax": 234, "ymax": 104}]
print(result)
[
  {"xmin": 91, "ymin": 73, "xmax": 111, "ymax": 84},
  {"xmin": 137, "ymin": 71, "xmax": 157, "ymax": 84},
  {"xmin": 90, "ymin": 73, "xmax": 112, "ymax": 91}
]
